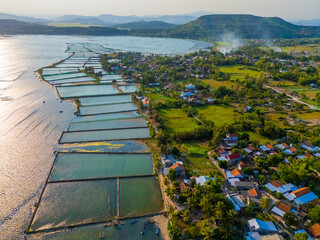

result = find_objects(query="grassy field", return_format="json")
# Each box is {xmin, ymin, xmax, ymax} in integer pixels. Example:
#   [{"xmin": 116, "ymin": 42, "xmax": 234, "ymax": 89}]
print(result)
[
  {"xmin": 268, "ymin": 79, "xmax": 297, "ymax": 87},
  {"xmin": 265, "ymin": 113, "xmax": 288, "ymax": 128},
  {"xmin": 180, "ymin": 142, "xmax": 216, "ymax": 175},
  {"xmin": 181, "ymin": 142, "xmax": 208, "ymax": 155},
  {"xmin": 245, "ymin": 132, "xmax": 273, "ymax": 145},
  {"xmin": 281, "ymin": 44, "xmax": 320, "ymax": 54},
  {"xmin": 144, "ymin": 93, "xmax": 176, "ymax": 104},
  {"xmin": 219, "ymin": 64, "xmax": 263, "ymax": 80},
  {"xmin": 202, "ymin": 79, "xmax": 237, "ymax": 89},
  {"xmin": 195, "ymin": 105, "xmax": 238, "ymax": 127},
  {"xmin": 159, "ymin": 108, "xmax": 199, "ymax": 134},
  {"xmin": 47, "ymin": 23, "xmax": 102, "ymax": 27},
  {"xmin": 297, "ymin": 111, "xmax": 320, "ymax": 120}
]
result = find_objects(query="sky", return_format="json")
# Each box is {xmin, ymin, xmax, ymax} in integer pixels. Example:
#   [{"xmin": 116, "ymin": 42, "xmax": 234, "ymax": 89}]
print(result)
[{"xmin": 2, "ymin": 0, "xmax": 320, "ymax": 20}]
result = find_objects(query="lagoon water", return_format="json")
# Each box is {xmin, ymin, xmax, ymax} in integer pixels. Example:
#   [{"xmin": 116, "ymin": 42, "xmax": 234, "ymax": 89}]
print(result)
[{"xmin": 0, "ymin": 35, "xmax": 211, "ymax": 239}]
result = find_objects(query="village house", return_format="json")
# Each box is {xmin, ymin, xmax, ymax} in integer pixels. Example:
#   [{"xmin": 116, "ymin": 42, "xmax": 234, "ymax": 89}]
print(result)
[
  {"xmin": 161, "ymin": 155, "xmax": 177, "ymax": 167},
  {"xmin": 271, "ymin": 202, "xmax": 292, "ymax": 218},
  {"xmin": 194, "ymin": 176, "xmax": 214, "ymax": 186},
  {"xmin": 223, "ymin": 133, "xmax": 238, "ymax": 147},
  {"xmin": 265, "ymin": 181, "xmax": 297, "ymax": 194},
  {"xmin": 244, "ymin": 145, "xmax": 256, "ymax": 155},
  {"xmin": 276, "ymin": 143, "xmax": 289, "ymax": 150},
  {"xmin": 230, "ymin": 168, "xmax": 244, "ymax": 179},
  {"xmin": 170, "ymin": 162, "xmax": 186, "ymax": 178},
  {"xmin": 179, "ymin": 180, "xmax": 191, "ymax": 192},
  {"xmin": 309, "ymin": 223, "xmax": 320, "ymax": 239},
  {"xmin": 227, "ymin": 193, "xmax": 246, "ymax": 212},
  {"xmin": 290, "ymin": 187, "xmax": 319, "ymax": 207},
  {"xmin": 248, "ymin": 218, "xmax": 278, "ymax": 235},
  {"xmin": 226, "ymin": 153, "xmax": 242, "ymax": 165},
  {"xmin": 234, "ymin": 181, "xmax": 255, "ymax": 191}
]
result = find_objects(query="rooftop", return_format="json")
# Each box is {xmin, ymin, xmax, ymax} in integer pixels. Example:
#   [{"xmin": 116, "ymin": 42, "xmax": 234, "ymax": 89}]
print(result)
[{"xmin": 309, "ymin": 223, "xmax": 320, "ymax": 237}]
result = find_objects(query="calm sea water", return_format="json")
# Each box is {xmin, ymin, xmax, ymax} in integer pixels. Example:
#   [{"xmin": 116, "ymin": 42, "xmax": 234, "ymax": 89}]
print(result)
[{"xmin": 0, "ymin": 35, "xmax": 210, "ymax": 239}]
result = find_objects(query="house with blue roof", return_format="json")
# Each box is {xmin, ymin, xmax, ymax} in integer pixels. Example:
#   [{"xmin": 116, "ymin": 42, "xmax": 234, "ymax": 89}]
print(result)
[
  {"xmin": 290, "ymin": 187, "xmax": 319, "ymax": 207},
  {"xmin": 248, "ymin": 218, "xmax": 278, "ymax": 234},
  {"xmin": 195, "ymin": 176, "xmax": 214, "ymax": 186},
  {"xmin": 300, "ymin": 143, "xmax": 319, "ymax": 152}
]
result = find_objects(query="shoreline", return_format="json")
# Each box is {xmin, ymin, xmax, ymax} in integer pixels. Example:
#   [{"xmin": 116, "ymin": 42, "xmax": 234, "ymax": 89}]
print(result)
[{"xmin": 28, "ymin": 44, "xmax": 168, "ymax": 239}]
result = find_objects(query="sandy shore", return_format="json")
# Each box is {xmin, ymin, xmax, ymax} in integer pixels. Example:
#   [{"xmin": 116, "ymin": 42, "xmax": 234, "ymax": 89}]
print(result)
[{"xmin": 152, "ymin": 214, "xmax": 170, "ymax": 240}]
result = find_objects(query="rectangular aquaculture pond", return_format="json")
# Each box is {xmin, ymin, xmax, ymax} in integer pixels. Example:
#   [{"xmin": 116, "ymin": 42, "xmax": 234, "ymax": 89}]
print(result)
[
  {"xmin": 56, "ymin": 85, "xmax": 119, "ymax": 98},
  {"xmin": 42, "ymin": 68, "xmax": 78, "ymax": 76},
  {"xmin": 119, "ymin": 85, "xmax": 138, "ymax": 93},
  {"xmin": 29, "ymin": 180, "xmax": 117, "ymax": 232},
  {"xmin": 101, "ymin": 75, "xmax": 122, "ymax": 81},
  {"xmin": 71, "ymin": 112, "xmax": 140, "ymax": 123},
  {"xmin": 68, "ymin": 118, "xmax": 147, "ymax": 131},
  {"xmin": 79, "ymin": 102, "xmax": 138, "ymax": 115},
  {"xmin": 43, "ymin": 72, "xmax": 87, "ymax": 81},
  {"xmin": 49, "ymin": 76, "xmax": 96, "ymax": 85},
  {"xmin": 119, "ymin": 176, "xmax": 163, "ymax": 218},
  {"xmin": 56, "ymin": 140, "xmax": 149, "ymax": 153},
  {"xmin": 60, "ymin": 127, "xmax": 150, "ymax": 143},
  {"xmin": 49, "ymin": 153, "xmax": 153, "ymax": 181},
  {"xmin": 79, "ymin": 95, "xmax": 132, "ymax": 106}
]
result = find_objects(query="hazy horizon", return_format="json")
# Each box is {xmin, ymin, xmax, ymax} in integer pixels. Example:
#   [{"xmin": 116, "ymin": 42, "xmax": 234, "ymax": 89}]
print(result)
[{"xmin": 2, "ymin": 0, "xmax": 320, "ymax": 20}]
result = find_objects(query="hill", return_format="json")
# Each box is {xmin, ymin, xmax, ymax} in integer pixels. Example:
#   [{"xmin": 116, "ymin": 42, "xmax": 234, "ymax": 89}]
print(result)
[
  {"xmin": 0, "ymin": 19, "xmax": 127, "ymax": 36},
  {"xmin": 116, "ymin": 21, "xmax": 176, "ymax": 30},
  {"xmin": 55, "ymin": 17, "xmax": 107, "ymax": 26},
  {"xmin": 165, "ymin": 14, "xmax": 320, "ymax": 39},
  {"xmin": 0, "ymin": 12, "xmax": 47, "ymax": 23}
]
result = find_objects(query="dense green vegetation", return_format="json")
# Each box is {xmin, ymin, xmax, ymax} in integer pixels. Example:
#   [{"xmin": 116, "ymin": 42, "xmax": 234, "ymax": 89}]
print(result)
[{"xmin": 116, "ymin": 21, "xmax": 176, "ymax": 30}]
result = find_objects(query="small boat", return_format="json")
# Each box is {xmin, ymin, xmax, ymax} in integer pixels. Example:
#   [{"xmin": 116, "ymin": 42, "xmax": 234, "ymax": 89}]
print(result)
[
  {"xmin": 156, "ymin": 228, "xmax": 160, "ymax": 235},
  {"xmin": 140, "ymin": 231, "xmax": 144, "ymax": 235},
  {"xmin": 104, "ymin": 222, "xmax": 112, "ymax": 228},
  {"xmin": 130, "ymin": 220, "xmax": 138, "ymax": 225}
]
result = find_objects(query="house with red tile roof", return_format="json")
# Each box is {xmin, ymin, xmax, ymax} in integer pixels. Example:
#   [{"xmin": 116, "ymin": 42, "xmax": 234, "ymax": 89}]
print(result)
[
  {"xmin": 309, "ymin": 223, "xmax": 320, "ymax": 238},
  {"xmin": 226, "ymin": 153, "xmax": 242, "ymax": 165},
  {"xmin": 171, "ymin": 162, "xmax": 186, "ymax": 177},
  {"xmin": 248, "ymin": 188, "xmax": 261, "ymax": 198},
  {"xmin": 231, "ymin": 168, "xmax": 244, "ymax": 179}
]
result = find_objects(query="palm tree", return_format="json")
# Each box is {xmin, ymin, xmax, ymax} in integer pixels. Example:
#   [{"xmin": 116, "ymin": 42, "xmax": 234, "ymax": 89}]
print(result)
[{"xmin": 259, "ymin": 197, "xmax": 271, "ymax": 211}]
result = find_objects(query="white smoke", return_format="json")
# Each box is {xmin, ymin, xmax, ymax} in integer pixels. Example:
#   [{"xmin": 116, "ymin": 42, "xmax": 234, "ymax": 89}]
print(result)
[{"xmin": 216, "ymin": 32, "xmax": 244, "ymax": 54}]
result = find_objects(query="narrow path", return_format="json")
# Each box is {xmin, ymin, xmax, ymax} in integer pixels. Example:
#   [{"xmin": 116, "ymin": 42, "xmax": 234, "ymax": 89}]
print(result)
[{"xmin": 264, "ymin": 85, "xmax": 319, "ymax": 110}]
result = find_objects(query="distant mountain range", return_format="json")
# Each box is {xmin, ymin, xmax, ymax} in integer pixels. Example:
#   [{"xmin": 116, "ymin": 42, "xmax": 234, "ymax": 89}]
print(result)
[
  {"xmin": 291, "ymin": 19, "xmax": 320, "ymax": 26},
  {"xmin": 116, "ymin": 21, "xmax": 176, "ymax": 30},
  {"xmin": 0, "ymin": 12, "xmax": 48, "ymax": 24},
  {"xmin": 1, "ymin": 14, "xmax": 320, "ymax": 40}
]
